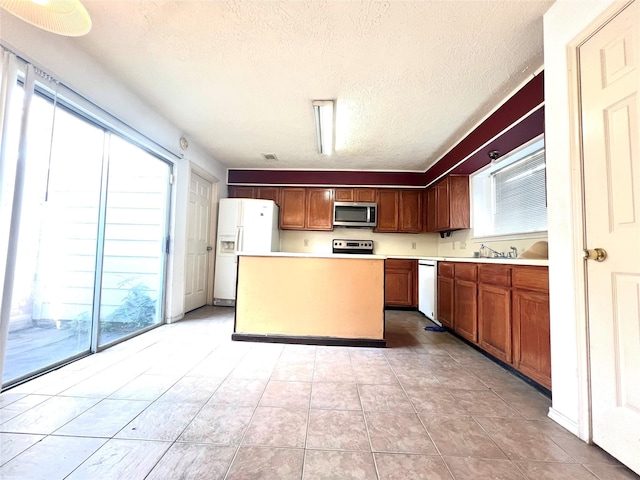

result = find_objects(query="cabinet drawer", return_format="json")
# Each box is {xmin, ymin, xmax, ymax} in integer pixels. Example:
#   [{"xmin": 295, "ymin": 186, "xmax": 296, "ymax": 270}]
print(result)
[
  {"xmin": 513, "ymin": 266, "xmax": 549, "ymax": 293},
  {"xmin": 454, "ymin": 263, "xmax": 477, "ymax": 281},
  {"xmin": 438, "ymin": 262, "xmax": 454, "ymax": 278},
  {"xmin": 478, "ymin": 264, "xmax": 511, "ymax": 287}
]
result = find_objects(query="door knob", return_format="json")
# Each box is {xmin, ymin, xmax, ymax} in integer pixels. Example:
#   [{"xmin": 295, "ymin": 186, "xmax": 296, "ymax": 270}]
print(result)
[
  {"xmin": 206, "ymin": 246, "xmax": 213, "ymax": 251},
  {"xmin": 583, "ymin": 248, "xmax": 607, "ymax": 262}
]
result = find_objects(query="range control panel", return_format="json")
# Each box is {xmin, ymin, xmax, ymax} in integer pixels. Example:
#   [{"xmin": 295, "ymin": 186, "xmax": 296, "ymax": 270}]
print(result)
[{"xmin": 332, "ymin": 239, "xmax": 374, "ymax": 254}]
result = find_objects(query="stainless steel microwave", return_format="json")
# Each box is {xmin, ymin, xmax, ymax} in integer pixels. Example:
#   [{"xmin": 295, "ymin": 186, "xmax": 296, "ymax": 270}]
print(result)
[{"xmin": 333, "ymin": 202, "xmax": 377, "ymax": 227}]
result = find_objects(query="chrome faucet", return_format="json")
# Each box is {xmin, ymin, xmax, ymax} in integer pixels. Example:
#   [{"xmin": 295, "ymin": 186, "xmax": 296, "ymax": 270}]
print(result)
[
  {"xmin": 509, "ymin": 246, "xmax": 518, "ymax": 258},
  {"xmin": 480, "ymin": 244, "xmax": 502, "ymax": 258}
]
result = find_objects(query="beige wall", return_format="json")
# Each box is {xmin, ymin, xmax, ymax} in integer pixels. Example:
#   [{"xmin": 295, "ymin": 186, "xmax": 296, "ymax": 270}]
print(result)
[
  {"xmin": 437, "ymin": 229, "xmax": 547, "ymax": 258},
  {"xmin": 281, "ymin": 229, "xmax": 439, "ymax": 256}
]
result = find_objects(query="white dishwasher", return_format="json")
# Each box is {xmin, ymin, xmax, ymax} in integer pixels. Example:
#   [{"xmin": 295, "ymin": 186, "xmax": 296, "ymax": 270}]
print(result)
[{"xmin": 418, "ymin": 260, "xmax": 439, "ymax": 325}]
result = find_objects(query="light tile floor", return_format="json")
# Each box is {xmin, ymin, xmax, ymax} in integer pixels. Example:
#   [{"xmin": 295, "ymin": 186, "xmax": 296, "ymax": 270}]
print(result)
[{"xmin": 1, "ymin": 307, "xmax": 638, "ymax": 480}]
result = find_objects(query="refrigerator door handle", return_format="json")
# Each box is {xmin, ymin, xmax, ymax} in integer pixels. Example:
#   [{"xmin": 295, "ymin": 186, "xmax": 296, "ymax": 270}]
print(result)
[{"xmin": 234, "ymin": 227, "xmax": 241, "ymax": 263}]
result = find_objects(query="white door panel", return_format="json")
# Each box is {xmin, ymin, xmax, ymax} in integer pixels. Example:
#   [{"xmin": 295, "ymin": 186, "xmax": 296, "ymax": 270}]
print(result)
[
  {"xmin": 185, "ymin": 172, "xmax": 212, "ymax": 312},
  {"xmin": 579, "ymin": 1, "xmax": 640, "ymax": 473}
]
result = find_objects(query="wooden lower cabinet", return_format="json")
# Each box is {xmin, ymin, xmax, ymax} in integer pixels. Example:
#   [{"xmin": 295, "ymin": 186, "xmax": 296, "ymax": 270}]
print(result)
[
  {"xmin": 454, "ymin": 279, "xmax": 477, "ymax": 342},
  {"xmin": 478, "ymin": 284, "xmax": 512, "ymax": 363},
  {"xmin": 385, "ymin": 259, "xmax": 417, "ymax": 308},
  {"xmin": 513, "ymin": 289, "xmax": 551, "ymax": 389},
  {"xmin": 443, "ymin": 262, "xmax": 550, "ymax": 390},
  {"xmin": 437, "ymin": 276, "xmax": 454, "ymax": 328}
]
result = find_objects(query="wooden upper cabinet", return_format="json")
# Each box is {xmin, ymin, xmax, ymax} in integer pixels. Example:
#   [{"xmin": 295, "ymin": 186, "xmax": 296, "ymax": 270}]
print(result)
[
  {"xmin": 426, "ymin": 187, "xmax": 437, "ymax": 232},
  {"xmin": 228, "ymin": 186, "xmax": 255, "ymax": 198},
  {"xmin": 280, "ymin": 188, "xmax": 306, "ymax": 230},
  {"xmin": 449, "ymin": 176, "xmax": 470, "ymax": 229},
  {"xmin": 375, "ymin": 190, "xmax": 400, "ymax": 232},
  {"xmin": 399, "ymin": 190, "xmax": 423, "ymax": 233},
  {"xmin": 335, "ymin": 188, "xmax": 354, "ymax": 202},
  {"xmin": 228, "ymin": 186, "xmax": 281, "ymax": 206},
  {"xmin": 435, "ymin": 180, "xmax": 450, "ymax": 231},
  {"xmin": 426, "ymin": 175, "xmax": 470, "ymax": 233},
  {"xmin": 255, "ymin": 187, "xmax": 281, "ymax": 206},
  {"xmin": 306, "ymin": 188, "xmax": 334, "ymax": 230},
  {"xmin": 375, "ymin": 189, "xmax": 423, "ymax": 233},
  {"xmin": 334, "ymin": 188, "xmax": 377, "ymax": 202},
  {"xmin": 280, "ymin": 187, "xmax": 333, "ymax": 231},
  {"xmin": 355, "ymin": 188, "xmax": 376, "ymax": 202}
]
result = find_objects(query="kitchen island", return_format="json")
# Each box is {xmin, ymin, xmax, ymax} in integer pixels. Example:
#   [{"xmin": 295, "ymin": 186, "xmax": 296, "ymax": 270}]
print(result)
[{"xmin": 233, "ymin": 252, "xmax": 386, "ymax": 347}]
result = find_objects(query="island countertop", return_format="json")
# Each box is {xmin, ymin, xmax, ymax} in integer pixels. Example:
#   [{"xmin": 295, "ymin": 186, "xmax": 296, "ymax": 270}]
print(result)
[{"xmin": 237, "ymin": 251, "xmax": 548, "ymax": 266}]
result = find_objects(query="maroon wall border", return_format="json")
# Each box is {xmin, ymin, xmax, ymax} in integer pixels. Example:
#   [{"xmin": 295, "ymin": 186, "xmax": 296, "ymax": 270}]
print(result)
[{"xmin": 227, "ymin": 72, "xmax": 544, "ymax": 188}]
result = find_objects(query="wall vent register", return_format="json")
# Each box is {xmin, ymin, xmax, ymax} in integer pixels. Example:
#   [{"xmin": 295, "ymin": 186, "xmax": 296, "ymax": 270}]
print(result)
[{"xmin": 332, "ymin": 239, "xmax": 374, "ymax": 254}]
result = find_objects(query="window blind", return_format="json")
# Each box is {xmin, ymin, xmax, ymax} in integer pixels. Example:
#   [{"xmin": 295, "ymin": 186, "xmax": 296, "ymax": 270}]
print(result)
[{"xmin": 491, "ymin": 150, "xmax": 547, "ymax": 235}]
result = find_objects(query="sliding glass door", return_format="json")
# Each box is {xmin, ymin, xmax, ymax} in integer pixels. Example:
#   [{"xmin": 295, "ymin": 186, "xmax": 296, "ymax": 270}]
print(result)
[
  {"xmin": 1, "ymin": 79, "xmax": 172, "ymax": 387},
  {"xmin": 98, "ymin": 136, "xmax": 170, "ymax": 346}
]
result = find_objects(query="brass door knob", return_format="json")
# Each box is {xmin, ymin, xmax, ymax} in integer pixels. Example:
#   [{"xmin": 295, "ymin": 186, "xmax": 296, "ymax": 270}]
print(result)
[{"xmin": 583, "ymin": 248, "xmax": 607, "ymax": 262}]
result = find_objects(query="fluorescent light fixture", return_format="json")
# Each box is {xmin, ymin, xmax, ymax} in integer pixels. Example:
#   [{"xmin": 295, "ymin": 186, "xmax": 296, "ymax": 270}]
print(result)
[
  {"xmin": 0, "ymin": 0, "xmax": 92, "ymax": 37},
  {"xmin": 313, "ymin": 100, "xmax": 334, "ymax": 155}
]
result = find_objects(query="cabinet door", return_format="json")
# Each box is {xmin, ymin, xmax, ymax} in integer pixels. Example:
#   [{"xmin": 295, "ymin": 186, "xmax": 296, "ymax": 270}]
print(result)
[
  {"xmin": 435, "ymin": 179, "xmax": 450, "ymax": 231},
  {"xmin": 513, "ymin": 290, "xmax": 551, "ymax": 389},
  {"xmin": 229, "ymin": 186, "xmax": 255, "ymax": 198},
  {"xmin": 355, "ymin": 188, "xmax": 376, "ymax": 202},
  {"xmin": 375, "ymin": 190, "xmax": 399, "ymax": 232},
  {"xmin": 454, "ymin": 279, "xmax": 477, "ymax": 343},
  {"xmin": 280, "ymin": 188, "xmax": 306, "ymax": 230},
  {"xmin": 478, "ymin": 284, "xmax": 512, "ymax": 363},
  {"xmin": 306, "ymin": 188, "xmax": 334, "ymax": 230},
  {"xmin": 385, "ymin": 259, "xmax": 417, "ymax": 307},
  {"xmin": 437, "ymin": 276, "xmax": 454, "ymax": 328},
  {"xmin": 399, "ymin": 190, "xmax": 423, "ymax": 233},
  {"xmin": 449, "ymin": 176, "xmax": 470, "ymax": 229},
  {"xmin": 256, "ymin": 187, "xmax": 281, "ymax": 206},
  {"xmin": 335, "ymin": 188, "xmax": 354, "ymax": 202},
  {"xmin": 426, "ymin": 186, "xmax": 437, "ymax": 232}
]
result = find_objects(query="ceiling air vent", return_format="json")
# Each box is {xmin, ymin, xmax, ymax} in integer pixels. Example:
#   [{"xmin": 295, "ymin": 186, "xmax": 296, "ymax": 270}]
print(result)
[{"xmin": 262, "ymin": 153, "xmax": 278, "ymax": 162}]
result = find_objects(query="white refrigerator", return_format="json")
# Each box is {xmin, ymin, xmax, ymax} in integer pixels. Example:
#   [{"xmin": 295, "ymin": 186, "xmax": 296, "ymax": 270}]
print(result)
[{"xmin": 213, "ymin": 198, "xmax": 280, "ymax": 305}]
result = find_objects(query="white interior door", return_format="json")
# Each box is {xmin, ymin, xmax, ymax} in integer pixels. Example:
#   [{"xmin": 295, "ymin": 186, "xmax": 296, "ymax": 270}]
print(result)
[
  {"xmin": 185, "ymin": 172, "xmax": 212, "ymax": 312},
  {"xmin": 579, "ymin": 1, "xmax": 640, "ymax": 473}
]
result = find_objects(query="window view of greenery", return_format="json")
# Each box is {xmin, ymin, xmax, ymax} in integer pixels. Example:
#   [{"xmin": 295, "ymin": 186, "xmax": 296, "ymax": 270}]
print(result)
[
  {"xmin": 2, "ymin": 83, "xmax": 170, "ymax": 386},
  {"xmin": 472, "ymin": 138, "xmax": 547, "ymax": 238}
]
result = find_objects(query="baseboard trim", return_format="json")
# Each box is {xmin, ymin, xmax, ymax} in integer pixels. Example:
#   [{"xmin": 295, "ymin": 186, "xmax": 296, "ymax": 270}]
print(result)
[
  {"xmin": 166, "ymin": 313, "xmax": 184, "ymax": 324},
  {"xmin": 548, "ymin": 408, "xmax": 581, "ymax": 437},
  {"xmin": 231, "ymin": 333, "xmax": 386, "ymax": 348}
]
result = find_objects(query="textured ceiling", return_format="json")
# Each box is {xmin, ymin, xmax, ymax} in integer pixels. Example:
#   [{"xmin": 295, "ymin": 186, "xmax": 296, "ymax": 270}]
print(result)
[{"xmin": 76, "ymin": 0, "xmax": 552, "ymax": 171}]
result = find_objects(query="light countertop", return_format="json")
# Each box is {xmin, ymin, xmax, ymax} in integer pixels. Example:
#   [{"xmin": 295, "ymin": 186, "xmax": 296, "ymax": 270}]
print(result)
[
  {"xmin": 385, "ymin": 255, "xmax": 548, "ymax": 266},
  {"xmin": 238, "ymin": 251, "xmax": 548, "ymax": 266},
  {"xmin": 237, "ymin": 251, "xmax": 386, "ymax": 260}
]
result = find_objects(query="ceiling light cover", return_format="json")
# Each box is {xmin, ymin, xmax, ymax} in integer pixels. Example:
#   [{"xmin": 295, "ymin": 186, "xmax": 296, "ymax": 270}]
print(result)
[
  {"xmin": 0, "ymin": 0, "xmax": 92, "ymax": 37},
  {"xmin": 313, "ymin": 100, "xmax": 334, "ymax": 155}
]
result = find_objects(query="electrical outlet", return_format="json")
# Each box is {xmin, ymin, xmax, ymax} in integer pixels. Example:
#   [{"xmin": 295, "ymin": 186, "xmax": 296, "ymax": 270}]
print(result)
[
  {"xmin": 460, "ymin": 241, "xmax": 467, "ymax": 249},
  {"xmin": 411, "ymin": 242, "xmax": 416, "ymax": 250},
  {"xmin": 303, "ymin": 239, "xmax": 309, "ymax": 247}
]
